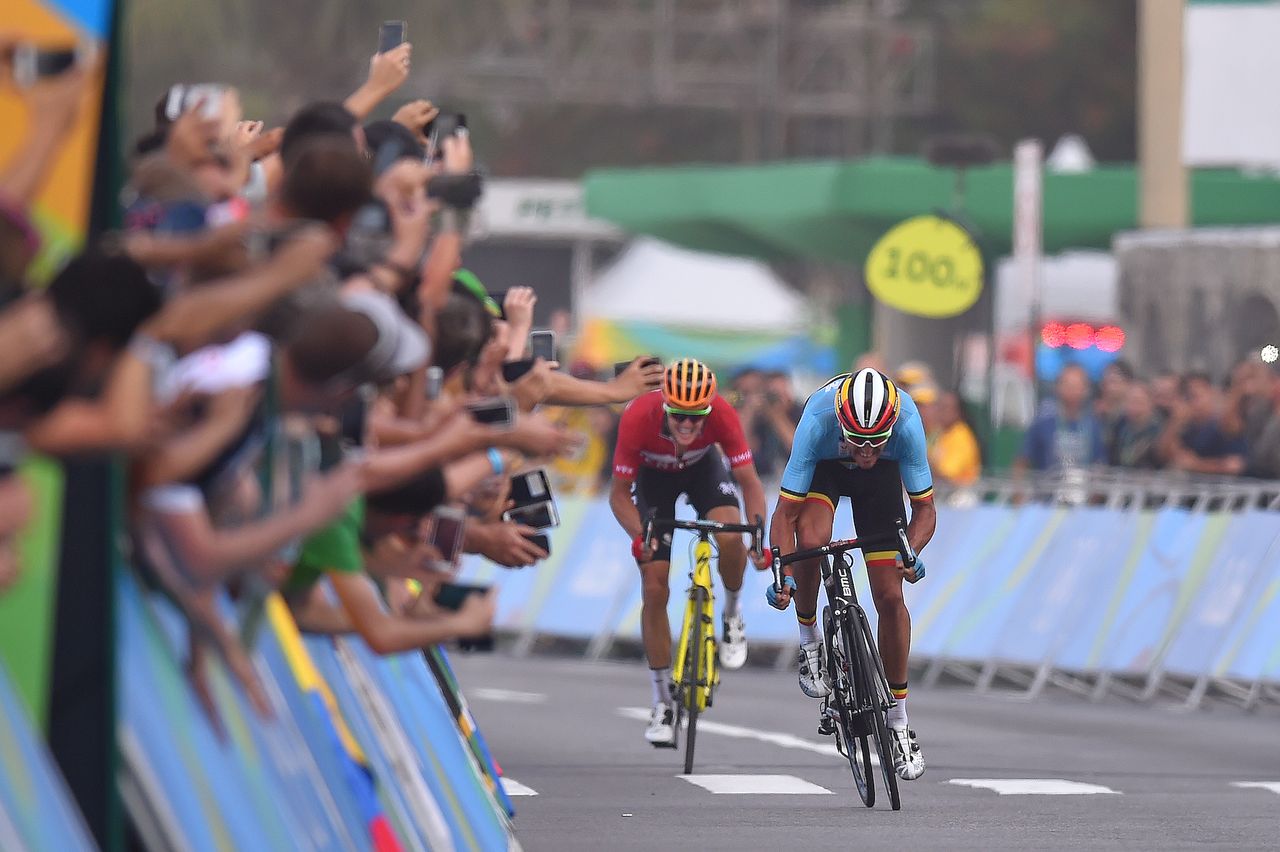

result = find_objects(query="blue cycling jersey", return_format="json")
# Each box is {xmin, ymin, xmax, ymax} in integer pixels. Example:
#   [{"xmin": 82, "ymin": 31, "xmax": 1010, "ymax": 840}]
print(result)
[{"xmin": 779, "ymin": 373, "xmax": 934, "ymax": 502}]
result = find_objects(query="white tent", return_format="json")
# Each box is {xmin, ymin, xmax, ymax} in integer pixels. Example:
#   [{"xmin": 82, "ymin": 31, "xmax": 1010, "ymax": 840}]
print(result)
[{"xmin": 581, "ymin": 238, "xmax": 809, "ymax": 331}]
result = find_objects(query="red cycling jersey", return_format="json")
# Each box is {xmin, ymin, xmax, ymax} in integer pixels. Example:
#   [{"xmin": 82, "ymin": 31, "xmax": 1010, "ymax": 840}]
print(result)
[{"xmin": 612, "ymin": 390, "xmax": 754, "ymax": 479}]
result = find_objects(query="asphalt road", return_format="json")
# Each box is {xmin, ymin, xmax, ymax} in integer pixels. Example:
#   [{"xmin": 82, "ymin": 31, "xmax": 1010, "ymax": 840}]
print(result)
[{"xmin": 451, "ymin": 652, "xmax": 1280, "ymax": 851}]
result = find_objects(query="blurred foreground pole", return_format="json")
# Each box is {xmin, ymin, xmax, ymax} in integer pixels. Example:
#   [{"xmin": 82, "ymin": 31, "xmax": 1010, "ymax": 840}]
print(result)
[
  {"xmin": 47, "ymin": 0, "xmax": 128, "ymax": 848},
  {"xmin": 1138, "ymin": 0, "xmax": 1187, "ymax": 228}
]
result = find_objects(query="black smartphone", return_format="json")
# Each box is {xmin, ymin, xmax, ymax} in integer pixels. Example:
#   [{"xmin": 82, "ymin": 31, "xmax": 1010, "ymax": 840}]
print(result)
[
  {"xmin": 524, "ymin": 532, "xmax": 551, "ymax": 556},
  {"xmin": 425, "ymin": 507, "xmax": 467, "ymax": 567},
  {"xmin": 529, "ymin": 330, "xmax": 556, "ymax": 362},
  {"xmin": 11, "ymin": 45, "xmax": 80, "ymax": 89},
  {"xmin": 378, "ymin": 20, "xmax": 406, "ymax": 54},
  {"xmin": 425, "ymin": 172, "xmax": 482, "ymax": 208},
  {"xmin": 501, "ymin": 358, "xmax": 536, "ymax": 384},
  {"xmin": 503, "ymin": 499, "xmax": 560, "ymax": 529},
  {"xmin": 432, "ymin": 581, "xmax": 488, "ymax": 611},
  {"xmin": 509, "ymin": 469, "xmax": 552, "ymax": 508},
  {"xmin": 466, "ymin": 396, "xmax": 515, "ymax": 429}
]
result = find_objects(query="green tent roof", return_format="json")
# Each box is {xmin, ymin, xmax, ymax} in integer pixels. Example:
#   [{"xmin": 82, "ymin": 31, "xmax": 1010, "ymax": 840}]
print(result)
[{"xmin": 583, "ymin": 156, "xmax": 1280, "ymax": 264}]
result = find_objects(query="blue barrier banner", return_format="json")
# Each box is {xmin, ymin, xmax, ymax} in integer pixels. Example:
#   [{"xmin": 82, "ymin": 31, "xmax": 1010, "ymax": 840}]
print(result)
[
  {"xmin": 118, "ymin": 575, "xmax": 351, "ymax": 851},
  {"xmin": 529, "ymin": 499, "xmax": 637, "ymax": 640},
  {"xmin": 0, "ymin": 660, "xmax": 94, "ymax": 852},
  {"xmin": 1089, "ymin": 510, "xmax": 1223, "ymax": 675},
  {"xmin": 353, "ymin": 644, "xmax": 513, "ymax": 851},
  {"xmin": 1161, "ymin": 511, "xmax": 1280, "ymax": 679},
  {"xmin": 1052, "ymin": 510, "xmax": 1155, "ymax": 672},
  {"xmin": 1210, "ymin": 540, "xmax": 1280, "ymax": 682},
  {"xmin": 307, "ymin": 636, "xmax": 435, "ymax": 849},
  {"xmin": 992, "ymin": 507, "xmax": 1133, "ymax": 667},
  {"xmin": 911, "ymin": 505, "xmax": 1016, "ymax": 657},
  {"xmin": 933, "ymin": 505, "xmax": 1066, "ymax": 660}
]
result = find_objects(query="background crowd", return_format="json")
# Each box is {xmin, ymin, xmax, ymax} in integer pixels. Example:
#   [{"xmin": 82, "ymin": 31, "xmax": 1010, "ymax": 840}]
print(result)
[{"xmin": 0, "ymin": 37, "xmax": 672, "ymax": 701}]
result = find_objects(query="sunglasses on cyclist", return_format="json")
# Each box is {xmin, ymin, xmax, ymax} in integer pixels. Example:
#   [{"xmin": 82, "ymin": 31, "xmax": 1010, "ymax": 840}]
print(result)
[
  {"xmin": 665, "ymin": 406, "xmax": 710, "ymax": 423},
  {"xmin": 843, "ymin": 432, "xmax": 891, "ymax": 449}
]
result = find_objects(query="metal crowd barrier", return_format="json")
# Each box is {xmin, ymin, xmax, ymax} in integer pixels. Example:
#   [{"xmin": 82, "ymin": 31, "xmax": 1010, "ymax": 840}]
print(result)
[{"xmin": 460, "ymin": 471, "xmax": 1280, "ymax": 712}]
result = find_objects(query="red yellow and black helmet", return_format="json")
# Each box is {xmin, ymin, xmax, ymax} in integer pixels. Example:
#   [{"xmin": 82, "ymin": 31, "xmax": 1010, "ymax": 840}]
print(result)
[
  {"xmin": 662, "ymin": 358, "xmax": 717, "ymax": 414},
  {"xmin": 835, "ymin": 368, "xmax": 900, "ymax": 440}
]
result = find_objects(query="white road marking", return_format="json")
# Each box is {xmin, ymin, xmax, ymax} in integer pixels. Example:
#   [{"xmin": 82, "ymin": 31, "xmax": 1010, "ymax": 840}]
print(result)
[
  {"xmin": 617, "ymin": 706, "xmax": 879, "ymax": 766},
  {"xmin": 473, "ymin": 688, "xmax": 548, "ymax": 704},
  {"xmin": 500, "ymin": 778, "xmax": 539, "ymax": 797},
  {"xmin": 948, "ymin": 779, "xmax": 1121, "ymax": 796},
  {"xmin": 1232, "ymin": 782, "xmax": 1280, "ymax": 795},
  {"xmin": 680, "ymin": 774, "xmax": 835, "ymax": 795}
]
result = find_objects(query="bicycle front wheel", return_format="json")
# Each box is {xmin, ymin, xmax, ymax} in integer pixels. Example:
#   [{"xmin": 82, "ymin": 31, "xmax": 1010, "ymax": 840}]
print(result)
[
  {"xmin": 850, "ymin": 608, "xmax": 900, "ymax": 811},
  {"xmin": 682, "ymin": 586, "xmax": 707, "ymax": 775},
  {"xmin": 825, "ymin": 606, "xmax": 874, "ymax": 807}
]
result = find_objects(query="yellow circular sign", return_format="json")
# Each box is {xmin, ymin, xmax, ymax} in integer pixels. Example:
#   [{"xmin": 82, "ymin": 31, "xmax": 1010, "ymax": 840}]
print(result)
[{"xmin": 864, "ymin": 215, "xmax": 984, "ymax": 318}]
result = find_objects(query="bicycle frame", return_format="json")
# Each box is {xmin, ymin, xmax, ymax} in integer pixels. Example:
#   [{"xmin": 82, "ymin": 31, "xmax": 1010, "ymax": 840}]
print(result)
[
  {"xmin": 821, "ymin": 552, "xmax": 893, "ymax": 714},
  {"xmin": 672, "ymin": 533, "xmax": 717, "ymax": 713},
  {"xmin": 645, "ymin": 513, "xmax": 764, "ymax": 716}
]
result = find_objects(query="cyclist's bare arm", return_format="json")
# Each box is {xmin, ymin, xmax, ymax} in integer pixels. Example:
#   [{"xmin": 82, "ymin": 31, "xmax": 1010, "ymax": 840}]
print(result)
[
  {"xmin": 768, "ymin": 495, "xmax": 805, "ymax": 570},
  {"xmin": 608, "ymin": 475, "xmax": 645, "ymax": 541},
  {"xmin": 730, "ymin": 462, "xmax": 769, "ymax": 533},
  {"xmin": 905, "ymin": 495, "xmax": 936, "ymax": 555}
]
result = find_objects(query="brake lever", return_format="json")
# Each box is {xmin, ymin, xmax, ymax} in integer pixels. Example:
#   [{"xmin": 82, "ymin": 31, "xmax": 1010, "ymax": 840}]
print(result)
[
  {"xmin": 769, "ymin": 546, "xmax": 784, "ymax": 593},
  {"xmin": 895, "ymin": 519, "xmax": 917, "ymax": 568}
]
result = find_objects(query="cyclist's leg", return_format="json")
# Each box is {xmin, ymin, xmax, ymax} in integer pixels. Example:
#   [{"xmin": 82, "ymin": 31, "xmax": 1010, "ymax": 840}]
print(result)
[
  {"xmin": 690, "ymin": 449, "xmax": 748, "ymax": 599},
  {"xmin": 634, "ymin": 470, "xmax": 679, "ymax": 696},
  {"xmin": 848, "ymin": 460, "xmax": 914, "ymax": 726},
  {"xmin": 792, "ymin": 461, "xmax": 842, "ymax": 628}
]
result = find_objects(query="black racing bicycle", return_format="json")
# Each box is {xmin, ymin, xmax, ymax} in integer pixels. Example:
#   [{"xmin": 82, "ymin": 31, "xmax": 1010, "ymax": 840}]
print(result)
[{"xmin": 770, "ymin": 519, "xmax": 917, "ymax": 810}]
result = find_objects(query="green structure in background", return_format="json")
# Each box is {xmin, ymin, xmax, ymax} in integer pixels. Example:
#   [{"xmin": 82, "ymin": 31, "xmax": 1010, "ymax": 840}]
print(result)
[
  {"xmin": 584, "ymin": 157, "xmax": 1280, "ymax": 263},
  {"xmin": 585, "ymin": 157, "xmax": 1280, "ymax": 470}
]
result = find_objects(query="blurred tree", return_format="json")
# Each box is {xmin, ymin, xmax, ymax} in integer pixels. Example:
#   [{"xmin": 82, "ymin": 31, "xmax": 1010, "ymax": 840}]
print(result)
[{"xmin": 903, "ymin": 0, "xmax": 1137, "ymax": 161}]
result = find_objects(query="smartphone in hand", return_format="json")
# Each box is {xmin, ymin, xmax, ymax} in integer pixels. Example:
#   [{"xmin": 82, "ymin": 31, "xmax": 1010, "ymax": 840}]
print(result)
[
  {"xmin": 508, "ymin": 469, "xmax": 552, "ymax": 508},
  {"xmin": 424, "ymin": 507, "xmax": 467, "ymax": 568},
  {"xmin": 378, "ymin": 20, "xmax": 406, "ymax": 53},
  {"xmin": 503, "ymin": 500, "xmax": 560, "ymax": 529},
  {"xmin": 465, "ymin": 396, "xmax": 516, "ymax": 429},
  {"xmin": 529, "ymin": 330, "xmax": 556, "ymax": 363},
  {"xmin": 501, "ymin": 359, "xmax": 537, "ymax": 384},
  {"xmin": 425, "ymin": 366, "xmax": 443, "ymax": 400}
]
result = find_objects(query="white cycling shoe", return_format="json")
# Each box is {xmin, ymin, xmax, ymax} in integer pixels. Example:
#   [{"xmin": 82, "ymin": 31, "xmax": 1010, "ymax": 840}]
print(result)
[
  {"xmin": 719, "ymin": 615, "xmax": 748, "ymax": 670},
  {"xmin": 644, "ymin": 702, "xmax": 676, "ymax": 747},
  {"xmin": 797, "ymin": 641, "xmax": 831, "ymax": 698},
  {"xmin": 889, "ymin": 727, "xmax": 925, "ymax": 780}
]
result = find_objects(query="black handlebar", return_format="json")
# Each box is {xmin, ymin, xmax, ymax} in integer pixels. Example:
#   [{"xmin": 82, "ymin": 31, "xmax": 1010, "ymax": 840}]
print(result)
[
  {"xmin": 769, "ymin": 517, "xmax": 916, "ymax": 592},
  {"xmin": 644, "ymin": 511, "xmax": 765, "ymax": 558}
]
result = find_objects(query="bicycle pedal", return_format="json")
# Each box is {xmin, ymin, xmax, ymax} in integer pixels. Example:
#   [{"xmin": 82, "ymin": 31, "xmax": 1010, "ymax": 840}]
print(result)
[{"xmin": 817, "ymin": 716, "xmax": 835, "ymax": 736}]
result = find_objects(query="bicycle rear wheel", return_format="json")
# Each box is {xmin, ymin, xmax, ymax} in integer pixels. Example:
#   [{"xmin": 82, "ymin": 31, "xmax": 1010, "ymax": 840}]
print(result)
[
  {"xmin": 824, "ymin": 607, "xmax": 874, "ymax": 807},
  {"xmin": 851, "ymin": 609, "xmax": 901, "ymax": 811},
  {"xmin": 682, "ymin": 586, "xmax": 707, "ymax": 775}
]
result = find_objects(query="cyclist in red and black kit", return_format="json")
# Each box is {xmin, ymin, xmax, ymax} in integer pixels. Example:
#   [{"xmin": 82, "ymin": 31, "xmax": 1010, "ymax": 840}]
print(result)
[{"xmin": 609, "ymin": 358, "xmax": 770, "ymax": 746}]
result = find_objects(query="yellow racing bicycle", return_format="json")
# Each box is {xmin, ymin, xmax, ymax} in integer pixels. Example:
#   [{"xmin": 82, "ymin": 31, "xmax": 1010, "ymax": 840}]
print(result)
[{"xmin": 645, "ymin": 512, "xmax": 763, "ymax": 774}]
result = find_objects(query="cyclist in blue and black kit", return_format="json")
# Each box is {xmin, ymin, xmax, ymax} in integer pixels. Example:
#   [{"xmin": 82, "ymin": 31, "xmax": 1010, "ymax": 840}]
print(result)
[{"xmin": 766, "ymin": 367, "xmax": 935, "ymax": 781}]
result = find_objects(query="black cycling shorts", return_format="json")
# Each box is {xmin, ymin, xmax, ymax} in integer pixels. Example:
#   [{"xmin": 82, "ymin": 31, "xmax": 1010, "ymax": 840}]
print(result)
[
  {"xmin": 804, "ymin": 458, "xmax": 907, "ymax": 549},
  {"xmin": 634, "ymin": 448, "xmax": 739, "ymax": 563}
]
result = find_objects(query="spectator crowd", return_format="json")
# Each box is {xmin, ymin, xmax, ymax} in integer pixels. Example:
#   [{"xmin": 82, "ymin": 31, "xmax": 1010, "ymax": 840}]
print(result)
[
  {"xmin": 1016, "ymin": 358, "xmax": 1280, "ymax": 481},
  {"xmin": 0, "ymin": 35, "xmax": 668, "ymax": 709}
]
